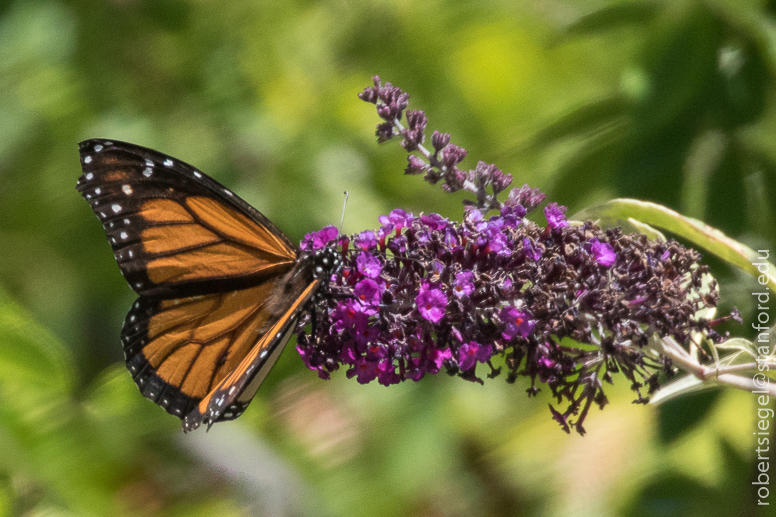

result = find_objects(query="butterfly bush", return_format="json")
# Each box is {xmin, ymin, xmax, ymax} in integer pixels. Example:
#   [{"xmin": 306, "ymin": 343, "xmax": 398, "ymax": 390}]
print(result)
[{"xmin": 294, "ymin": 77, "xmax": 734, "ymax": 435}]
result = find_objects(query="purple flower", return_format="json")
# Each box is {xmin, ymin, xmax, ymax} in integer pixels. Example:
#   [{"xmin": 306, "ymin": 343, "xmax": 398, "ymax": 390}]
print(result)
[
  {"xmin": 402, "ymin": 110, "xmax": 427, "ymax": 151},
  {"xmin": 465, "ymin": 208, "xmax": 486, "ymax": 230},
  {"xmin": 351, "ymin": 323, "xmax": 379, "ymax": 347},
  {"xmin": 313, "ymin": 226, "xmax": 339, "ymax": 249},
  {"xmin": 416, "ymin": 288, "xmax": 448, "ymax": 323},
  {"xmin": 522, "ymin": 237, "xmax": 542, "ymax": 261},
  {"xmin": 453, "ymin": 271, "xmax": 475, "ymax": 298},
  {"xmin": 500, "ymin": 306, "xmax": 536, "ymax": 340},
  {"xmin": 420, "ymin": 213, "xmax": 448, "ymax": 230},
  {"xmin": 458, "ymin": 341, "xmax": 492, "ymax": 371},
  {"xmin": 444, "ymin": 227, "xmax": 460, "ymax": 248},
  {"xmin": 500, "ymin": 204, "xmax": 526, "ymax": 228},
  {"xmin": 344, "ymin": 76, "xmax": 729, "ymax": 435},
  {"xmin": 355, "ymin": 231, "xmax": 377, "ymax": 250},
  {"xmin": 378, "ymin": 208, "xmax": 413, "ymax": 230},
  {"xmin": 440, "ymin": 144, "xmax": 467, "ymax": 168},
  {"xmin": 482, "ymin": 221, "xmax": 508, "ymax": 254},
  {"xmin": 331, "ymin": 299, "xmax": 369, "ymax": 333},
  {"xmin": 348, "ymin": 357, "xmax": 380, "ymax": 384},
  {"xmin": 377, "ymin": 360, "xmax": 401, "ymax": 385},
  {"xmin": 365, "ymin": 342, "xmax": 388, "ymax": 360},
  {"xmin": 339, "ymin": 345, "xmax": 357, "ymax": 365},
  {"xmin": 387, "ymin": 235, "xmax": 408, "ymax": 253},
  {"xmin": 544, "ymin": 202, "xmax": 569, "ymax": 230},
  {"xmin": 354, "ymin": 279, "xmax": 382, "ymax": 307},
  {"xmin": 430, "ymin": 347, "xmax": 453, "ymax": 370},
  {"xmin": 432, "ymin": 131, "xmax": 450, "ymax": 151},
  {"xmin": 356, "ymin": 251, "xmax": 383, "ymax": 278},
  {"xmin": 414, "ymin": 229, "xmax": 431, "ymax": 246},
  {"xmin": 296, "ymin": 343, "xmax": 313, "ymax": 368},
  {"xmin": 590, "ymin": 238, "xmax": 616, "ymax": 267},
  {"xmin": 442, "ymin": 167, "xmax": 467, "ymax": 192},
  {"xmin": 506, "ymin": 184, "xmax": 546, "ymax": 212},
  {"xmin": 406, "ymin": 155, "xmax": 428, "ymax": 175}
]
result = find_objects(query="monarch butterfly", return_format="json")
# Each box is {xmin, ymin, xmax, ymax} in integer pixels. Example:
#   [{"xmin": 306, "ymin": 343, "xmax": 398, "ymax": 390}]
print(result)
[{"xmin": 76, "ymin": 139, "xmax": 341, "ymax": 432}]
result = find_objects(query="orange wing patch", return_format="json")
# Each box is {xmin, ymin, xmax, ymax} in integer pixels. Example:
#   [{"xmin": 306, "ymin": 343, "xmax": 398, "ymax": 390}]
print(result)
[
  {"xmin": 122, "ymin": 280, "xmax": 282, "ymax": 418},
  {"xmin": 77, "ymin": 140, "xmax": 298, "ymax": 298},
  {"xmin": 183, "ymin": 278, "xmax": 323, "ymax": 432},
  {"xmin": 137, "ymin": 196, "xmax": 296, "ymax": 289}
]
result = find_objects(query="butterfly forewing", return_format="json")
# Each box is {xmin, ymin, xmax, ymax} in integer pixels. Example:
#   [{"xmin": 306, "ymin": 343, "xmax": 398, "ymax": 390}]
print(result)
[
  {"xmin": 76, "ymin": 139, "xmax": 297, "ymax": 298},
  {"xmin": 77, "ymin": 139, "xmax": 331, "ymax": 430}
]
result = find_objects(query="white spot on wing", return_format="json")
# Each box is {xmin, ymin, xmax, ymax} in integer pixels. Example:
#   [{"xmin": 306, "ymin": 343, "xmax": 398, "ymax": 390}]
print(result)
[
  {"xmin": 224, "ymin": 190, "xmax": 233, "ymax": 196},
  {"xmin": 145, "ymin": 159, "xmax": 153, "ymax": 167},
  {"xmin": 84, "ymin": 155, "xmax": 92, "ymax": 164},
  {"xmin": 94, "ymin": 188, "xmax": 101, "ymax": 195},
  {"xmin": 193, "ymin": 171, "xmax": 202, "ymax": 178},
  {"xmin": 85, "ymin": 173, "xmax": 94, "ymax": 180},
  {"xmin": 94, "ymin": 144, "xmax": 104, "ymax": 152},
  {"xmin": 120, "ymin": 231, "xmax": 128, "ymax": 240},
  {"xmin": 122, "ymin": 185, "xmax": 133, "ymax": 195},
  {"xmin": 143, "ymin": 167, "xmax": 153, "ymax": 177},
  {"xmin": 164, "ymin": 158, "xmax": 173, "ymax": 167},
  {"xmin": 111, "ymin": 204, "xmax": 122, "ymax": 213}
]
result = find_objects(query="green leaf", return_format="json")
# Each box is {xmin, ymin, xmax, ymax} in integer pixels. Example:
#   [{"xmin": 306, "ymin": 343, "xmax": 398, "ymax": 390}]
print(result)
[
  {"xmin": 529, "ymin": 95, "xmax": 630, "ymax": 150},
  {"xmin": 559, "ymin": 2, "xmax": 659, "ymax": 39}
]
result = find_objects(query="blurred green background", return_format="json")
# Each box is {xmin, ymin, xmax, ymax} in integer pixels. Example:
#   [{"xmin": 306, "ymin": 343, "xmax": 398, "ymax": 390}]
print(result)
[{"xmin": 1, "ymin": 0, "xmax": 776, "ymax": 515}]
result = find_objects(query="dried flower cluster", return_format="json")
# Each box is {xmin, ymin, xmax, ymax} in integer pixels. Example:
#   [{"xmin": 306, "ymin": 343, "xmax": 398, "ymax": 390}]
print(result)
[{"xmin": 294, "ymin": 76, "xmax": 726, "ymax": 434}]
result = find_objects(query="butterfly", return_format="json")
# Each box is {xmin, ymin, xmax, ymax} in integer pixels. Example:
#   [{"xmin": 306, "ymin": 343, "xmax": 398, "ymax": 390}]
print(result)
[{"xmin": 76, "ymin": 139, "xmax": 341, "ymax": 432}]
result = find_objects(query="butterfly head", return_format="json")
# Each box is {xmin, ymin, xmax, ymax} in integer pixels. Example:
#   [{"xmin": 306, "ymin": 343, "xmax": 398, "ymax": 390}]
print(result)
[{"xmin": 311, "ymin": 244, "xmax": 343, "ymax": 280}]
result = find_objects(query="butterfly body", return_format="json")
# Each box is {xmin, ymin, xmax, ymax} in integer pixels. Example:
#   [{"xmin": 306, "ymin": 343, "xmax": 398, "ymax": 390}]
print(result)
[{"xmin": 77, "ymin": 139, "xmax": 339, "ymax": 432}]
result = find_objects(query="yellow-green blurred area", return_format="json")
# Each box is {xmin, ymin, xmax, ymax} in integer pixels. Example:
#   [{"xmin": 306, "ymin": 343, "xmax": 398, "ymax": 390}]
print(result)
[{"xmin": 1, "ymin": 0, "xmax": 775, "ymax": 515}]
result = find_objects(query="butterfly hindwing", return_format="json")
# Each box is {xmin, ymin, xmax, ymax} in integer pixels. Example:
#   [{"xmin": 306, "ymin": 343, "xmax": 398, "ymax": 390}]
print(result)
[
  {"xmin": 76, "ymin": 139, "xmax": 297, "ymax": 298},
  {"xmin": 182, "ymin": 277, "xmax": 323, "ymax": 432},
  {"xmin": 121, "ymin": 279, "xmax": 286, "ymax": 420}
]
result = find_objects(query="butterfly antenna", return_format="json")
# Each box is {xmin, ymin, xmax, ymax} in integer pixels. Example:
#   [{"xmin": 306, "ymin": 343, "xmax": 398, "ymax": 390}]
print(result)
[{"xmin": 339, "ymin": 191, "xmax": 349, "ymax": 232}]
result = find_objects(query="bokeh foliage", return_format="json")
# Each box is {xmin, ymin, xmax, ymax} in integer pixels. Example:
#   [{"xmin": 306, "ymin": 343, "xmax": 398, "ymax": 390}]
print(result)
[{"xmin": 1, "ymin": 0, "xmax": 774, "ymax": 515}]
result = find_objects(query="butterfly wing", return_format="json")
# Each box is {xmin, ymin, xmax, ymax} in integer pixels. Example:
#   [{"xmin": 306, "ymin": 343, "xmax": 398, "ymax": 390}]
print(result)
[
  {"xmin": 76, "ymin": 139, "xmax": 297, "ymax": 298},
  {"xmin": 121, "ymin": 282, "xmax": 283, "ymax": 420},
  {"xmin": 182, "ymin": 275, "xmax": 323, "ymax": 432},
  {"xmin": 77, "ymin": 139, "xmax": 306, "ymax": 427}
]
